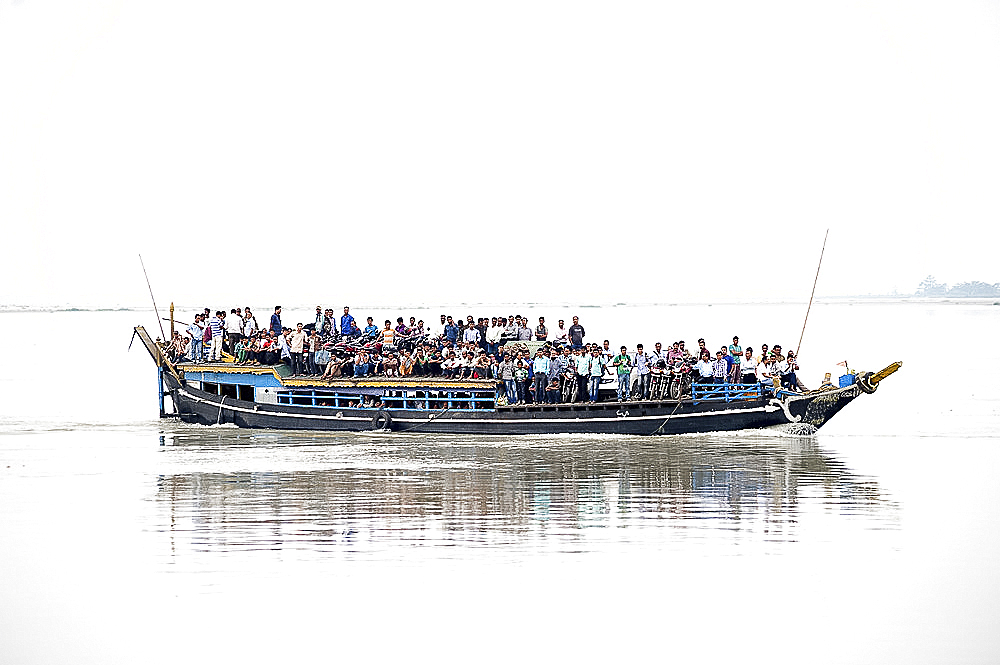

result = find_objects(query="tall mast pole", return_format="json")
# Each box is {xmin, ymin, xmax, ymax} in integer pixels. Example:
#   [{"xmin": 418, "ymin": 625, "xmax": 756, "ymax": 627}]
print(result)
[
  {"xmin": 797, "ymin": 229, "xmax": 829, "ymax": 359},
  {"xmin": 139, "ymin": 254, "xmax": 167, "ymax": 341}
]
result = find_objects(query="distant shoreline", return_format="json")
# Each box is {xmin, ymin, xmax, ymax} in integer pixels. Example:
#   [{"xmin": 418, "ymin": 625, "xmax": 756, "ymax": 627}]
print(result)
[{"xmin": 3, "ymin": 296, "xmax": 998, "ymax": 314}]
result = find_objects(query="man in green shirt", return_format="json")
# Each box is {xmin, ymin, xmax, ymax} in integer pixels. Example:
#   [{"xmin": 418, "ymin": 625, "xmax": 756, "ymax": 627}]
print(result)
[{"xmin": 612, "ymin": 346, "xmax": 633, "ymax": 401}]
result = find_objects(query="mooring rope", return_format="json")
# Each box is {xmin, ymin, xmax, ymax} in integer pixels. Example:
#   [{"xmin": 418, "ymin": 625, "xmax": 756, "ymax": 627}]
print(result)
[{"xmin": 393, "ymin": 407, "xmax": 452, "ymax": 433}]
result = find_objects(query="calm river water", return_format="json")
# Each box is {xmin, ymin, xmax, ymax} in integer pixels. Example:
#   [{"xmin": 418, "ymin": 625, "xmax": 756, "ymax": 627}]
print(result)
[{"xmin": 1, "ymin": 302, "xmax": 998, "ymax": 664}]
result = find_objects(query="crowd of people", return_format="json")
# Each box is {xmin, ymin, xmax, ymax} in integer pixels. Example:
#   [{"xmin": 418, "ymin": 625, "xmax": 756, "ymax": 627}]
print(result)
[{"xmin": 163, "ymin": 305, "xmax": 805, "ymax": 403}]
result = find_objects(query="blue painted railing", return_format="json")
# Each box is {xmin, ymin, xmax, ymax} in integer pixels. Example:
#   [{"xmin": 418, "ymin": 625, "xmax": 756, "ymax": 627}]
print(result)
[
  {"xmin": 277, "ymin": 388, "xmax": 497, "ymax": 411},
  {"xmin": 691, "ymin": 382, "xmax": 769, "ymax": 403}
]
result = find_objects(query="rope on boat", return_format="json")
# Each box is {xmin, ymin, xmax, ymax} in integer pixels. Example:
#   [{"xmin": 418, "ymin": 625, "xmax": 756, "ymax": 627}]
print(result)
[
  {"xmin": 651, "ymin": 397, "xmax": 687, "ymax": 436},
  {"xmin": 217, "ymin": 396, "xmax": 225, "ymax": 425},
  {"xmin": 393, "ymin": 407, "xmax": 452, "ymax": 433}
]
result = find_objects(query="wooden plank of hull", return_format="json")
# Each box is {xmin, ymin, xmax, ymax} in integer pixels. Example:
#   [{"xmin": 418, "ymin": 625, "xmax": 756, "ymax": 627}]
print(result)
[{"xmin": 168, "ymin": 383, "xmax": 861, "ymax": 436}]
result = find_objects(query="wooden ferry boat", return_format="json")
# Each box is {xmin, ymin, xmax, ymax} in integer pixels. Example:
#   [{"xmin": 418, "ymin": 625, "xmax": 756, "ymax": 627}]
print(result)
[{"xmin": 133, "ymin": 326, "xmax": 900, "ymax": 436}]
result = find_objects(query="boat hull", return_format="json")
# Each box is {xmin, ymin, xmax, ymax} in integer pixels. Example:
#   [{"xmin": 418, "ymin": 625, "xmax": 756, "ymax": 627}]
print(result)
[{"xmin": 164, "ymin": 375, "xmax": 863, "ymax": 436}]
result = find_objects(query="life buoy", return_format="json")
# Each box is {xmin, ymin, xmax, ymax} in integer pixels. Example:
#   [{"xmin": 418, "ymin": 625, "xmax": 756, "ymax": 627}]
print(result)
[{"xmin": 372, "ymin": 408, "xmax": 393, "ymax": 431}]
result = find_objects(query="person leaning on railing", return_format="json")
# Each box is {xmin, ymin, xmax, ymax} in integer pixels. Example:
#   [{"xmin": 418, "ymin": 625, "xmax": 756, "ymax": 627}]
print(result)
[
  {"xmin": 740, "ymin": 348, "xmax": 758, "ymax": 384},
  {"xmin": 695, "ymin": 351, "xmax": 714, "ymax": 384}
]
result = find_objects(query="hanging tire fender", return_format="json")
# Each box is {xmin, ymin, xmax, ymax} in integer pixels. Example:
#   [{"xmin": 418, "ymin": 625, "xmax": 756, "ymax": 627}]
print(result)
[{"xmin": 372, "ymin": 408, "xmax": 393, "ymax": 431}]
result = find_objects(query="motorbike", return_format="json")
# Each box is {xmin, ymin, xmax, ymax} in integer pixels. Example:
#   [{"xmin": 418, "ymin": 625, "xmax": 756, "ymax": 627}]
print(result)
[{"xmin": 667, "ymin": 358, "xmax": 696, "ymax": 400}]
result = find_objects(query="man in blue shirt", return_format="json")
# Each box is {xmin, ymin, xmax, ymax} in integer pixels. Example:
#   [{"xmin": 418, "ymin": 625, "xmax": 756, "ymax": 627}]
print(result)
[
  {"xmin": 531, "ymin": 350, "xmax": 550, "ymax": 403},
  {"xmin": 363, "ymin": 317, "xmax": 379, "ymax": 340},
  {"xmin": 341, "ymin": 306, "xmax": 359, "ymax": 338},
  {"xmin": 270, "ymin": 306, "xmax": 282, "ymax": 336},
  {"xmin": 444, "ymin": 316, "xmax": 460, "ymax": 345}
]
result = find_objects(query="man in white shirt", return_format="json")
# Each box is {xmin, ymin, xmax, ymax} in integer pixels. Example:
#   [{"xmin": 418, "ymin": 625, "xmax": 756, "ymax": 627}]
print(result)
[
  {"xmin": 651, "ymin": 342, "xmax": 670, "ymax": 366},
  {"xmin": 186, "ymin": 314, "xmax": 204, "ymax": 362},
  {"xmin": 289, "ymin": 323, "xmax": 308, "ymax": 376},
  {"xmin": 756, "ymin": 357, "xmax": 774, "ymax": 385},
  {"xmin": 227, "ymin": 308, "xmax": 243, "ymax": 356},
  {"xmin": 695, "ymin": 351, "xmax": 714, "ymax": 384},
  {"xmin": 554, "ymin": 320, "xmax": 569, "ymax": 346},
  {"xmin": 740, "ymin": 348, "xmax": 758, "ymax": 384},
  {"xmin": 243, "ymin": 308, "xmax": 258, "ymax": 338},
  {"xmin": 486, "ymin": 319, "xmax": 504, "ymax": 356}
]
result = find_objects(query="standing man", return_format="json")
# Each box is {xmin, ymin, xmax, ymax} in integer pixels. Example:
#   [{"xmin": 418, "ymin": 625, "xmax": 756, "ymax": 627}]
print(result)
[
  {"xmin": 695, "ymin": 351, "xmax": 714, "ymax": 384},
  {"xmin": 486, "ymin": 318, "xmax": 504, "ymax": 357},
  {"xmin": 651, "ymin": 342, "xmax": 668, "ymax": 366},
  {"xmin": 209, "ymin": 310, "xmax": 226, "ymax": 362},
  {"xmin": 270, "ymin": 306, "xmax": 282, "ymax": 336},
  {"xmin": 741, "ymin": 348, "xmax": 758, "ymax": 384},
  {"xmin": 573, "ymin": 347, "xmax": 590, "ymax": 402},
  {"xmin": 243, "ymin": 307, "xmax": 258, "ymax": 339},
  {"xmin": 588, "ymin": 348, "xmax": 606, "ymax": 402},
  {"xmin": 531, "ymin": 350, "xmax": 550, "ymax": 403},
  {"xmin": 444, "ymin": 316, "xmax": 460, "ymax": 346},
  {"xmin": 546, "ymin": 349, "xmax": 564, "ymax": 401},
  {"xmin": 341, "ymin": 306, "xmax": 358, "ymax": 338},
  {"xmin": 612, "ymin": 346, "xmax": 632, "ymax": 401},
  {"xmin": 728, "ymin": 336, "xmax": 743, "ymax": 384},
  {"xmin": 289, "ymin": 323, "xmax": 308, "ymax": 376},
  {"xmin": 712, "ymin": 350, "xmax": 729, "ymax": 384},
  {"xmin": 634, "ymin": 343, "xmax": 652, "ymax": 400},
  {"xmin": 554, "ymin": 320, "xmax": 569, "ymax": 346},
  {"xmin": 535, "ymin": 317, "xmax": 548, "ymax": 342},
  {"xmin": 463, "ymin": 321, "xmax": 481, "ymax": 346},
  {"xmin": 227, "ymin": 308, "xmax": 243, "ymax": 356},
  {"xmin": 364, "ymin": 317, "xmax": 379, "ymax": 340},
  {"xmin": 516, "ymin": 316, "xmax": 533, "ymax": 341},
  {"xmin": 601, "ymin": 340, "xmax": 614, "ymax": 366},
  {"xmin": 186, "ymin": 313, "xmax": 204, "ymax": 363},
  {"xmin": 568, "ymin": 316, "xmax": 586, "ymax": 349},
  {"xmin": 429, "ymin": 314, "xmax": 447, "ymax": 340}
]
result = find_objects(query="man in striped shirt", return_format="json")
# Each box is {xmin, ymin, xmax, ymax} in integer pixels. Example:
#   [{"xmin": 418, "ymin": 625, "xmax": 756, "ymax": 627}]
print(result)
[{"xmin": 208, "ymin": 310, "xmax": 225, "ymax": 362}]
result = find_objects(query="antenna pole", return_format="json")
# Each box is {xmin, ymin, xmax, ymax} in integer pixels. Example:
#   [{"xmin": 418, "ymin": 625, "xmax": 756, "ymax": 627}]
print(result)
[
  {"xmin": 797, "ymin": 229, "xmax": 829, "ymax": 359},
  {"xmin": 139, "ymin": 254, "xmax": 167, "ymax": 341}
]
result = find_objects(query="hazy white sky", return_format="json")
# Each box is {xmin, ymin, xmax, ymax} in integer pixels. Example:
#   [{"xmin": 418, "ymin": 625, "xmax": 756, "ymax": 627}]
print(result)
[{"xmin": 1, "ymin": 0, "xmax": 998, "ymax": 308}]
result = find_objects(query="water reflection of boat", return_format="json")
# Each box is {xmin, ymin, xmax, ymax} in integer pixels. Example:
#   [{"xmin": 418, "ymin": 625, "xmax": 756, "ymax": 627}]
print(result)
[
  {"xmin": 135, "ymin": 326, "xmax": 901, "ymax": 436},
  {"xmin": 154, "ymin": 433, "xmax": 898, "ymax": 552}
]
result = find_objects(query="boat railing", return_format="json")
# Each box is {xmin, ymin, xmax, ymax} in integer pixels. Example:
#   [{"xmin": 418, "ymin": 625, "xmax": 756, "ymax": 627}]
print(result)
[
  {"xmin": 277, "ymin": 388, "xmax": 497, "ymax": 411},
  {"xmin": 691, "ymin": 382, "xmax": 770, "ymax": 404}
]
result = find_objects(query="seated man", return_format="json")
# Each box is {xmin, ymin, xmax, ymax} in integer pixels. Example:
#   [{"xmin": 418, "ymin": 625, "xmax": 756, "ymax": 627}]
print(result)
[
  {"xmin": 756, "ymin": 357, "xmax": 774, "ymax": 385},
  {"xmin": 399, "ymin": 350, "xmax": 415, "ymax": 376},
  {"xmin": 545, "ymin": 376, "xmax": 561, "ymax": 403},
  {"xmin": 383, "ymin": 352, "xmax": 400, "ymax": 377},
  {"xmin": 781, "ymin": 350, "xmax": 800, "ymax": 391},
  {"xmin": 441, "ymin": 351, "xmax": 459, "ymax": 378},
  {"xmin": 353, "ymin": 351, "xmax": 371, "ymax": 377},
  {"xmin": 320, "ymin": 355, "xmax": 344, "ymax": 380}
]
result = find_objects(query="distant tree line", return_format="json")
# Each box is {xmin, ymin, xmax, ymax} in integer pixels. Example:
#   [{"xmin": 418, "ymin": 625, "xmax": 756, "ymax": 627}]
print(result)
[{"xmin": 916, "ymin": 276, "xmax": 1000, "ymax": 297}]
